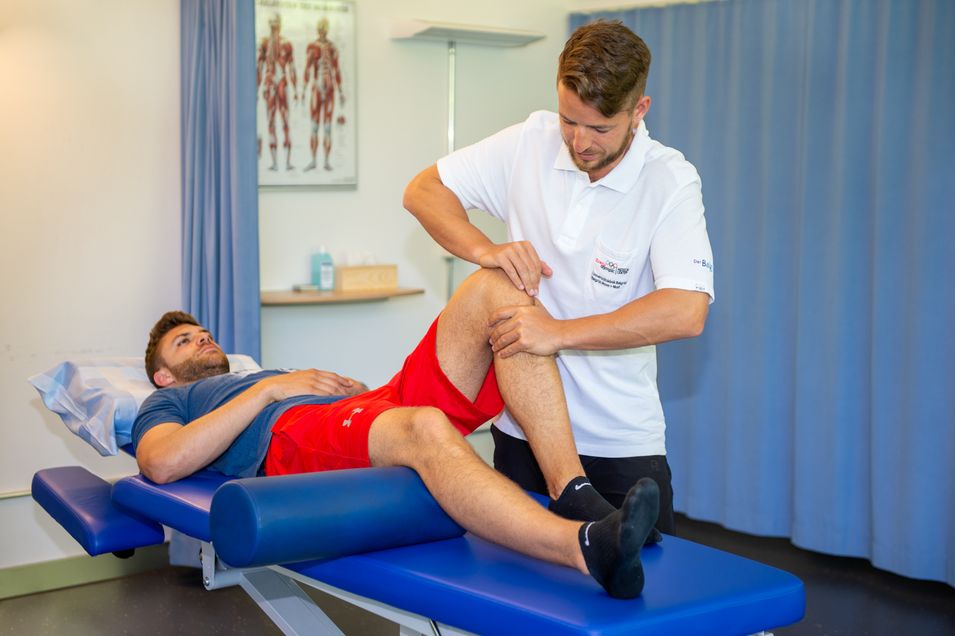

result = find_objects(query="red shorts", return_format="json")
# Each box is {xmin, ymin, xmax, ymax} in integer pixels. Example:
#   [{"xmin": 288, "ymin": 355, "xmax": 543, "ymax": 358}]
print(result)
[{"xmin": 263, "ymin": 316, "xmax": 504, "ymax": 476}]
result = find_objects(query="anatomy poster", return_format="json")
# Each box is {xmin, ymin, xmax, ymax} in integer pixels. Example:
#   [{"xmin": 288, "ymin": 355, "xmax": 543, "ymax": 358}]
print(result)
[{"xmin": 255, "ymin": 0, "xmax": 356, "ymax": 186}]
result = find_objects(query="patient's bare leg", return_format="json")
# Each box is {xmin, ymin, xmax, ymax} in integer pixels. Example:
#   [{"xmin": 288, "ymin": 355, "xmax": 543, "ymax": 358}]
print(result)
[
  {"xmin": 370, "ymin": 406, "xmax": 583, "ymax": 567},
  {"xmin": 435, "ymin": 269, "xmax": 606, "ymax": 515},
  {"xmin": 367, "ymin": 406, "xmax": 657, "ymax": 599}
]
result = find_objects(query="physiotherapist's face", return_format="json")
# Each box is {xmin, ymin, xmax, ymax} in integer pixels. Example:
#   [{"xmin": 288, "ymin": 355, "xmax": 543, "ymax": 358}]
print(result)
[{"xmin": 557, "ymin": 81, "xmax": 644, "ymax": 182}]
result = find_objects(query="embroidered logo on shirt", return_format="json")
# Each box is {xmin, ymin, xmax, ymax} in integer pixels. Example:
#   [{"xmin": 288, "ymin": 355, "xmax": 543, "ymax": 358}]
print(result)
[
  {"xmin": 592, "ymin": 256, "xmax": 631, "ymax": 289},
  {"xmin": 693, "ymin": 257, "xmax": 714, "ymax": 273},
  {"xmin": 342, "ymin": 407, "xmax": 364, "ymax": 427},
  {"xmin": 595, "ymin": 257, "xmax": 630, "ymax": 276}
]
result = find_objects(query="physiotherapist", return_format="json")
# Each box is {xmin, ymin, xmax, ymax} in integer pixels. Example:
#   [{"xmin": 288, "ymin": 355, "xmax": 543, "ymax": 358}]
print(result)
[{"xmin": 403, "ymin": 19, "xmax": 714, "ymax": 534}]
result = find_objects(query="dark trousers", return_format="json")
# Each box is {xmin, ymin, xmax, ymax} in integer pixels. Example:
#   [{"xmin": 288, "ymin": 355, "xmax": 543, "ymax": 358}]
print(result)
[{"xmin": 491, "ymin": 424, "xmax": 675, "ymax": 534}]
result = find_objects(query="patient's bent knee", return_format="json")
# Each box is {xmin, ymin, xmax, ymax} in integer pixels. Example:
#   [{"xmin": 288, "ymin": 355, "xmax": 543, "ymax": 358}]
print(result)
[
  {"xmin": 464, "ymin": 268, "xmax": 533, "ymax": 307},
  {"xmin": 403, "ymin": 407, "xmax": 471, "ymax": 454},
  {"xmin": 409, "ymin": 406, "xmax": 452, "ymax": 435},
  {"xmin": 370, "ymin": 407, "xmax": 460, "ymax": 467}
]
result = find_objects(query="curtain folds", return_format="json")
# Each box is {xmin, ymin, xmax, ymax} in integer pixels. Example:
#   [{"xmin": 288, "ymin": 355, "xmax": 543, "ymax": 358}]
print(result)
[
  {"xmin": 181, "ymin": 0, "xmax": 260, "ymax": 361},
  {"xmin": 571, "ymin": 0, "xmax": 954, "ymax": 585}
]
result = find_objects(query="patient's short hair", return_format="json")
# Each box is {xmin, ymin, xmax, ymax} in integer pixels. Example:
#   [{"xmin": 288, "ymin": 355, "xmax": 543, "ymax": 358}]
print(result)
[
  {"xmin": 145, "ymin": 311, "xmax": 200, "ymax": 388},
  {"xmin": 558, "ymin": 20, "xmax": 652, "ymax": 117}
]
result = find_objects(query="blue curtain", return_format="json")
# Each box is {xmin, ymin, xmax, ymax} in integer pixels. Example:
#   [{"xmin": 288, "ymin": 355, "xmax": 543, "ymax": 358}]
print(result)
[
  {"xmin": 571, "ymin": 0, "xmax": 955, "ymax": 585},
  {"xmin": 181, "ymin": 0, "xmax": 261, "ymax": 360}
]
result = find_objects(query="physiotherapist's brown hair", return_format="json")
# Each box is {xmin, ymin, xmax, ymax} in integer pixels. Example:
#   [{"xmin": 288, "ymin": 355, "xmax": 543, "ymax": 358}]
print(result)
[{"xmin": 558, "ymin": 20, "xmax": 652, "ymax": 117}]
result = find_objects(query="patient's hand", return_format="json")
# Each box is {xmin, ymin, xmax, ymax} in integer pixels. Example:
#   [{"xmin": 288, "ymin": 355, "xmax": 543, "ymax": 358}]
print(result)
[
  {"xmin": 261, "ymin": 369, "xmax": 364, "ymax": 401},
  {"xmin": 340, "ymin": 377, "xmax": 369, "ymax": 396}
]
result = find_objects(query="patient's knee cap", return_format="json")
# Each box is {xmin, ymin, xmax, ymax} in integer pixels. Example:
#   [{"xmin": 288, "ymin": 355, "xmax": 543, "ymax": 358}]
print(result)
[
  {"xmin": 466, "ymin": 268, "xmax": 532, "ymax": 308},
  {"xmin": 210, "ymin": 466, "xmax": 464, "ymax": 568}
]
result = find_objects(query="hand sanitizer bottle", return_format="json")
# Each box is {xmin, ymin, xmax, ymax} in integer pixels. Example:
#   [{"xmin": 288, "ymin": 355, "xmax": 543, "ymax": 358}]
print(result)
[{"xmin": 311, "ymin": 247, "xmax": 335, "ymax": 291}]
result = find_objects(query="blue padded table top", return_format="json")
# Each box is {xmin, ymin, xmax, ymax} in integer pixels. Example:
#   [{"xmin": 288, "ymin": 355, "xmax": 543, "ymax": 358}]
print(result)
[
  {"xmin": 111, "ymin": 471, "xmax": 231, "ymax": 542},
  {"xmin": 94, "ymin": 470, "xmax": 803, "ymax": 635},
  {"xmin": 285, "ymin": 533, "xmax": 804, "ymax": 636}
]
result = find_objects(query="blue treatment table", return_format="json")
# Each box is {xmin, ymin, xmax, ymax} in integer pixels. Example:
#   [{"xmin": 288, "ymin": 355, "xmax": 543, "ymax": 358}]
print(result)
[{"xmin": 32, "ymin": 466, "xmax": 804, "ymax": 635}]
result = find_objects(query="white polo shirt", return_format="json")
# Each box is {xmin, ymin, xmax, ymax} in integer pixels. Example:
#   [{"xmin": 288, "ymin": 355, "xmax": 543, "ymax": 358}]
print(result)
[{"xmin": 437, "ymin": 110, "xmax": 714, "ymax": 457}]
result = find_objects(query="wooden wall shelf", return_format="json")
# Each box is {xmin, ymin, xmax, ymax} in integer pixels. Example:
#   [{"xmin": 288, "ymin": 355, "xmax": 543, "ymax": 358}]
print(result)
[{"xmin": 261, "ymin": 288, "xmax": 424, "ymax": 306}]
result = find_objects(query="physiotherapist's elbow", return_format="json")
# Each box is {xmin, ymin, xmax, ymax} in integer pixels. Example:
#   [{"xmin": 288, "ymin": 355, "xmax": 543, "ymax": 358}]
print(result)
[
  {"xmin": 402, "ymin": 165, "xmax": 440, "ymax": 217},
  {"xmin": 683, "ymin": 300, "xmax": 710, "ymax": 339},
  {"xmin": 685, "ymin": 317, "xmax": 706, "ymax": 339},
  {"xmin": 402, "ymin": 172, "xmax": 424, "ymax": 215},
  {"xmin": 401, "ymin": 187, "xmax": 417, "ymax": 217}
]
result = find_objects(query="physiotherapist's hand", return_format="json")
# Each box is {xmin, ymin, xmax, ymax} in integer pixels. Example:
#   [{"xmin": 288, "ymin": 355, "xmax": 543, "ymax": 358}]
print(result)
[
  {"xmin": 488, "ymin": 301, "xmax": 563, "ymax": 358},
  {"xmin": 477, "ymin": 241, "xmax": 553, "ymax": 297},
  {"xmin": 260, "ymin": 369, "xmax": 361, "ymax": 401}
]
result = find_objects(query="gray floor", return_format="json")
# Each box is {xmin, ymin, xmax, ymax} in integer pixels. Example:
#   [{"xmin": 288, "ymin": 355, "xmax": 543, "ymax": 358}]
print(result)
[
  {"xmin": 2, "ymin": 515, "xmax": 954, "ymax": 635},
  {"xmin": 678, "ymin": 516, "xmax": 955, "ymax": 636},
  {"xmin": 0, "ymin": 566, "xmax": 390, "ymax": 635}
]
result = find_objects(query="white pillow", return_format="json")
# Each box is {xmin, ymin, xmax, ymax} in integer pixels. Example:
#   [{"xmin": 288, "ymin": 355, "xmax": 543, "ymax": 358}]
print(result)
[{"xmin": 29, "ymin": 355, "xmax": 261, "ymax": 456}]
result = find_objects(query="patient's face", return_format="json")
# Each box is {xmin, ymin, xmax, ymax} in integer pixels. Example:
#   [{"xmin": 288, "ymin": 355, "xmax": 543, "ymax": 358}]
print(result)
[{"xmin": 158, "ymin": 324, "xmax": 230, "ymax": 385}]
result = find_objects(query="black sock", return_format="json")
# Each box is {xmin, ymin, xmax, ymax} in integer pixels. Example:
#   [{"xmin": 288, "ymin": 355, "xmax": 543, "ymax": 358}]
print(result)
[
  {"xmin": 578, "ymin": 477, "xmax": 660, "ymax": 599},
  {"xmin": 551, "ymin": 476, "xmax": 663, "ymax": 545},
  {"xmin": 549, "ymin": 476, "xmax": 616, "ymax": 521}
]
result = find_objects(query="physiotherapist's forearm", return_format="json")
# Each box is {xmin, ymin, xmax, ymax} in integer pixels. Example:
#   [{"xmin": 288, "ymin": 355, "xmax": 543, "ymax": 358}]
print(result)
[
  {"xmin": 403, "ymin": 165, "xmax": 495, "ymax": 264},
  {"xmin": 557, "ymin": 289, "xmax": 710, "ymax": 351}
]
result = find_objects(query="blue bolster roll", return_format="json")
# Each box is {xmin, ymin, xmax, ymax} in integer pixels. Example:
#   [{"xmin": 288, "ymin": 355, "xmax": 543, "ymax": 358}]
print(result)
[{"xmin": 209, "ymin": 467, "xmax": 465, "ymax": 567}]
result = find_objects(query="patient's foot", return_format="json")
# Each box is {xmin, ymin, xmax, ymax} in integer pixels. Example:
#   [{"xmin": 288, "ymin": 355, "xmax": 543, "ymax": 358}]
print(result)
[
  {"xmin": 551, "ymin": 476, "xmax": 663, "ymax": 546},
  {"xmin": 578, "ymin": 478, "xmax": 660, "ymax": 599},
  {"xmin": 549, "ymin": 476, "xmax": 615, "ymax": 521}
]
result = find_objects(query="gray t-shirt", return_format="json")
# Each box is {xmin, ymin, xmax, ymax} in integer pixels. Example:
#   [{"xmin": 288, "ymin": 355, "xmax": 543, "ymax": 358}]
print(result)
[{"xmin": 131, "ymin": 370, "xmax": 345, "ymax": 477}]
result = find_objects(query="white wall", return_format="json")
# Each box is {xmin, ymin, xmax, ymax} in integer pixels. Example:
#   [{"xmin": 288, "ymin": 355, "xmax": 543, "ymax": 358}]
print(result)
[{"xmin": 0, "ymin": 0, "xmax": 181, "ymax": 568}]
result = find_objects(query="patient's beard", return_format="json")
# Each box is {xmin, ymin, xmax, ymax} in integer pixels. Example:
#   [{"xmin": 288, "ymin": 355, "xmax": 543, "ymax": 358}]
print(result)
[{"xmin": 168, "ymin": 352, "xmax": 230, "ymax": 384}]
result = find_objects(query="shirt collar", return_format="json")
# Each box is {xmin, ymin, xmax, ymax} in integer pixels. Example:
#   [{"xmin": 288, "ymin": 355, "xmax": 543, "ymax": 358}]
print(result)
[{"xmin": 553, "ymin": 120, "xmax": 650, "ymax": 193}]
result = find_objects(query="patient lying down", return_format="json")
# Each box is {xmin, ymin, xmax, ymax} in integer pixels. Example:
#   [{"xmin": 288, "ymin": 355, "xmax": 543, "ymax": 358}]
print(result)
[{"xmin": 133, "ymin": 269, "xmax": 660, "ymax": 599}]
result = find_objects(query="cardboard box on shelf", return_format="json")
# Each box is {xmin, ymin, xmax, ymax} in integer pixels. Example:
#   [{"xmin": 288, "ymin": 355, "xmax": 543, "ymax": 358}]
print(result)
[{"xmin": 335, "ymin": 265, "xmax": 398, "ymax": 292}]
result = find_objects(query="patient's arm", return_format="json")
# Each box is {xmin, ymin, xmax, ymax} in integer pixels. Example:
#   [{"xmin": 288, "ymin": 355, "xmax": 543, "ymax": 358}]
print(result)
[{"xmin": 137, "ymin": 370, "xmax": 361, "ymax": 484}]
